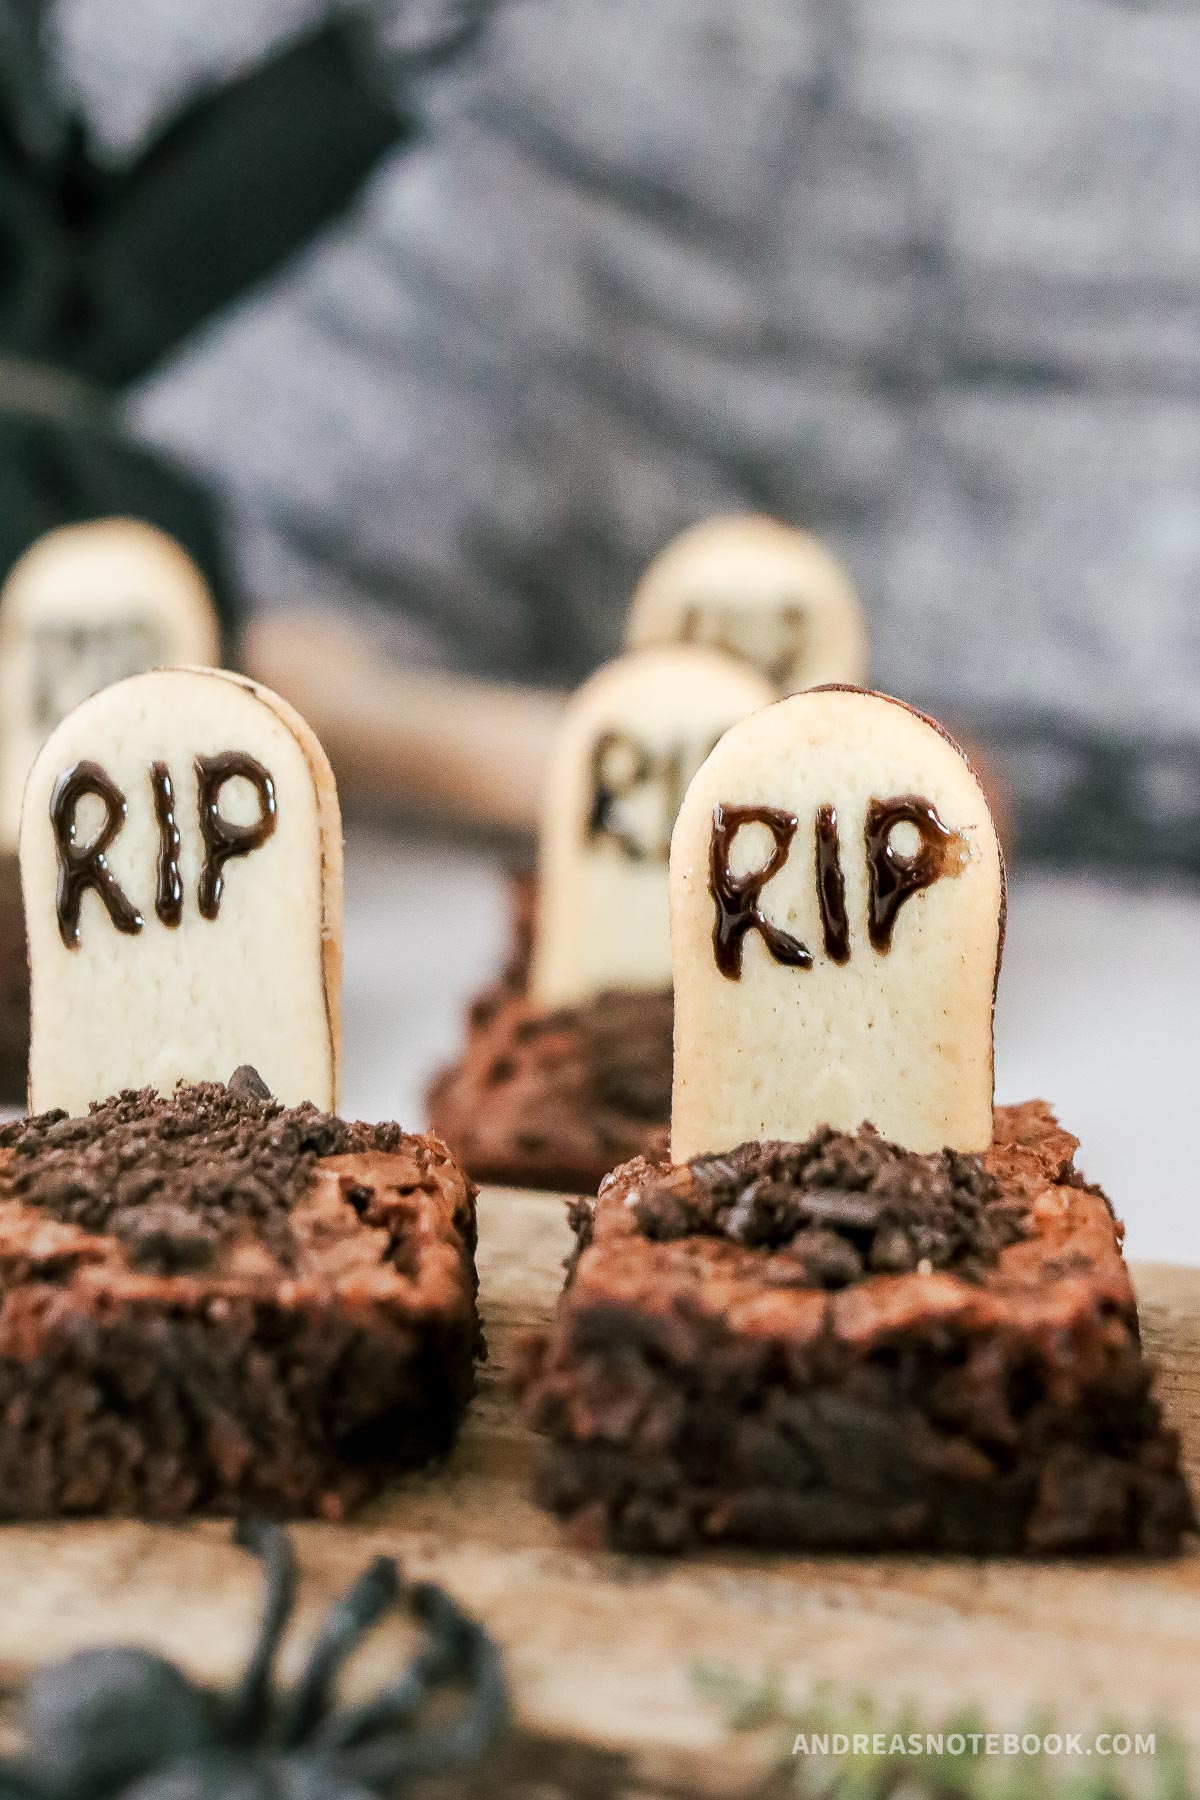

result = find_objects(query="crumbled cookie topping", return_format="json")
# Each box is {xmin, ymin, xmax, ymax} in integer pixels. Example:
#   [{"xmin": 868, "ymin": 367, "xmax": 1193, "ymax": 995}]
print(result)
[
  {"xmin": 0, "ymin": 1068, "xmax": 406, "ymax": 1275},
  {"xmin": 629, "ymin": 1125, "xmax": 1029, "ymax": 1287}
]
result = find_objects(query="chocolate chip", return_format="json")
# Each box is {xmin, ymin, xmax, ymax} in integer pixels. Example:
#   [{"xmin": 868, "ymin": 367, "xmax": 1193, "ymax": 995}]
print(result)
[
  {"xmin": 343, "ymin": 1182, "xmax": 374, "ymax": 1217},
  {"xmin": 227, "ymin": 1065, "xmax": 273, "ymax": 1104}
]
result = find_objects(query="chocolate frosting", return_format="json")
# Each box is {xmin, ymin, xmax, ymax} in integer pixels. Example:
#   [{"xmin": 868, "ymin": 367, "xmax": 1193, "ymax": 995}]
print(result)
[
  {"xmin": 50, "ymin": 760, "xmax": 144, "ymax": 949},
  {"xmin": 865, "ymin": 793, "xmax": 964, "ymax": 952},
  {"xmin": 195, "ymin": 751, "xmax": 277, "ymax": 920}
]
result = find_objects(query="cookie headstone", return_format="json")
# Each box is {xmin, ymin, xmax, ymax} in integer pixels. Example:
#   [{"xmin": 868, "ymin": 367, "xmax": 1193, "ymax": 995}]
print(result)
[
  {"xmin": 21, "ymin": 669, "xmax": 342, "ymax": 1116},
  {"xmin": 669, "ymin": 687, "xmax": 1003, "ymax": 1160},
  {"xmin": 627, "ymin": 515, "xmax": 867, "ymax": 695},
  {"xmin": 531, "ymin": 647, "xmax": 773, "ymax": 1008},
  {"xmin": 0, "ymin": 520, "xmax": 220, "ymax": 847}
]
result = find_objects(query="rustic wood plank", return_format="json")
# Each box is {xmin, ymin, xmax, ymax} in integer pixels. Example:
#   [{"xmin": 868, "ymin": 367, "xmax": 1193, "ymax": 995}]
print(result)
[{"xmin": 0, "ymin": 1186, "xmax": 1194, "ymax": 1785}]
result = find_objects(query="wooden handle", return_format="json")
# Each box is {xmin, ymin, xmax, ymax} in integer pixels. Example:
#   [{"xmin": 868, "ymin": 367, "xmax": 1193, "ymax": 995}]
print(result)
[{"xmin": 243, "ymin": 610, "xmax": 565, "ymax": 833}]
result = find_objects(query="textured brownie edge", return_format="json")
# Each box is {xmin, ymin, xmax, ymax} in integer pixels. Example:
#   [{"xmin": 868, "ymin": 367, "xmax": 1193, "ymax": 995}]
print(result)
[
  {"xmin": 516, "ymin": 1104, "xmax": 1194, "ymax": 1556},
  {"xmin": 0, "ymin": 1098, "xmax": 481, "ymax": 1520}
]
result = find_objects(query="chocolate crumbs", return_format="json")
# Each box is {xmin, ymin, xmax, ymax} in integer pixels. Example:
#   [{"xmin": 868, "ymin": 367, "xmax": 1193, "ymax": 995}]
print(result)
[
  {"xmin": 0, "ymin": 1072, "xmax": 407, "ymax": 1275},
  {"xmin": 630, "ymin": 1125, "xmax": 1030, "ymax": 1286}
]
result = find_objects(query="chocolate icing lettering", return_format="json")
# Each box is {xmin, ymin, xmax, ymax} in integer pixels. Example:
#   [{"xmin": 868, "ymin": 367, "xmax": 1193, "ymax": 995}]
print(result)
[
  {"xmin": 51, "ymin": 762, "xmax": 143, "ymax": 949},
  {"xmin": 31, "ymin": 620, "xmax": 163, "ymax": 737},
  {"xmin": 865, "ymin": 794, "xmax": 963, "ymax": 952},
  {"xmin": 814, "ymin": 803, "xmax": 851, "ymax": 963},
  {"xmin": 587, "ymin": 731, "xmax": 723, "ymax": 863},
  {"xmin": 709, "ymin": 802, "xmax": 812, "ymax": 979},
  {"xmin": 680, "ymin": 599, "xmax": 809, "ymax": 689},
  {"xmin": 150, "ymin": 762, "xmax": 183, "ymax": 928},
  {"xmin": 764, "ymin": 602, "xmax": 809, "ymax": 689},
  {"xmin": 709, "ymin": 793, "xmax": 966, "ymax": 975},
  {"xmin": 196, "ymin": 751, "xmax": 277, "ymax": 921},
  {"xmin": 587, "ymin": 729, "xmax": 655, "ymax": 860}
]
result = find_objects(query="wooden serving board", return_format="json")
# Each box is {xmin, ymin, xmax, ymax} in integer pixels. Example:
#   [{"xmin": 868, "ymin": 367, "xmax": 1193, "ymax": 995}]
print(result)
[{"xmin": 0, "ymin": 1189, "xmax": 1195, "ymax": 1794}]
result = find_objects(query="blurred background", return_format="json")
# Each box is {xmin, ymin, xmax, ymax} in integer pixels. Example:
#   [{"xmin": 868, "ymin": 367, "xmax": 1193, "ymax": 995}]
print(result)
[{"xmin": 2, "ymin": 0, "xmax": 1197, "ymax": 1255}]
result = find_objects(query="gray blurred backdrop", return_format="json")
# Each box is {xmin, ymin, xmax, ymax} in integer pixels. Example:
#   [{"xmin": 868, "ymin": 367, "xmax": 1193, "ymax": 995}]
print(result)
[{"xmin": 55, "ymin": 0, "xmax": 1200, "ymax": 869}]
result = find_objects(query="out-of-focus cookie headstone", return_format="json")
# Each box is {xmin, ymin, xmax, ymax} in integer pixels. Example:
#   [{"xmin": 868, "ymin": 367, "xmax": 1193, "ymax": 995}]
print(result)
[
  {"xmin": 669, "ymin": 687, "xmax": 1003, "ymax": 1160},
  {"xmin": 0, "ymin": 520, "xmax": 220, "ymax": 847},
  {"xmin": 627, "ymin": 515, "xmax": 867, "ymax": 695},
  {"xmin": 531, "ymin": 647, "xmax": 773, "ymax": 1008},
  {"xmin": 21, "ymin": 668, "xmax": 342, "ymax": 1116}
]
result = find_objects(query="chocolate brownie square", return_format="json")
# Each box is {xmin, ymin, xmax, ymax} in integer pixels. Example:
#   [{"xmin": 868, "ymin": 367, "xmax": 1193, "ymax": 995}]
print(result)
[
  {"xmin": 427, "ymin": 874, "xmax": 672, "ymax": 1192},
  {"xmin": 427, "ymin": 984, "xmax": 672, "ymax": 1193},
  {"xmin": 0, "ymin": 1073, "xmax": 480, "ymax": 1519},
  {"xmin": 517, "ymin": 1103, "xmax": 1192, "ymax": 1555}
]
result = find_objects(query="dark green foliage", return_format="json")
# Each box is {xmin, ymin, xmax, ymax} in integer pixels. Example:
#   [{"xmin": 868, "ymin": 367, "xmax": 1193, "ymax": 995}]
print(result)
[
  {"xmin": 693, "ymin": 1665, "xmax": 1189, "ymax": 1800},
  {"xmin": 0, "ymin": 0, "xmax": 406, "ymax": 614}
]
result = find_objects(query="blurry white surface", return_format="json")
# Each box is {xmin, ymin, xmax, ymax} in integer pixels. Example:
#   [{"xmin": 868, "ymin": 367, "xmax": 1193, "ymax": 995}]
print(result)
[
  {"xmin": 342, "ymin": 829, "xmax": 1200, "ymax": 1265},
  {"xmin": 994, "ymin": 871, "xmax": 1198, "ymax": 1264},
  {"xmin": 340, "ymin": 828, "xmax": 511, "ymax": 1131}
]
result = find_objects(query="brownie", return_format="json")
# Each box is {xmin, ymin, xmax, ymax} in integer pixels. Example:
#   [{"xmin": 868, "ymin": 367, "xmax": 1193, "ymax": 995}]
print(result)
[
  {"xmin": 502, "ymin": 866, "xmax": 538, "ymax": 991},
  {"xmin": 428, "ymin": 985, "xmax": 672, "ymax": 1193},
  {"xmin": 0, "ymin": 851, "xmax": 28, "ymax": 1104},
  {"xmin": 517, "ymin": 1103, "xmax": 1193, "ymax": 1555},
  {"xmin": 428, "ymin": 872, "xmax": 673, "ymax": 1192},
  {"xmin": 0, "ymin": 1070, "xmax": 481, "ymax": 1519}
]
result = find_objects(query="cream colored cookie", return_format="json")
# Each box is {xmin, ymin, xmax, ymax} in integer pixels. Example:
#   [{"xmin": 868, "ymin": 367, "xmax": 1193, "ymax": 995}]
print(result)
[
  {"xmin": 21, "ymin": 668, "xmax": 342, "ymax": 1116},
  {"xmin": 627, "ymin": 515, "xmax": 867, "ymax": 695},
  {"xmin": 669, "ymin": 687, "xmax": 1003, "ymax": 1161},
  {"xmin": 0, "ymin": 520, "xmax": 220, "ymax": 847},
  {"xmin": 531, "ymin": 647, "xmax": 773, "ymax": 1008}
]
